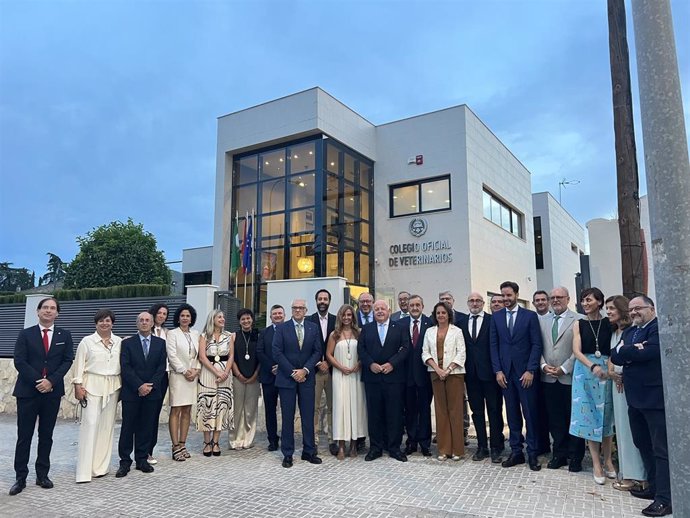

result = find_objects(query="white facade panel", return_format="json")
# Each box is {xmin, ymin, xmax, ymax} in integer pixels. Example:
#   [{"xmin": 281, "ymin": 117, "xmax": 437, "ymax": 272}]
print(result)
[{"xmin": 182, "ymin": 246, "xmax": 213, "ymax": 274}]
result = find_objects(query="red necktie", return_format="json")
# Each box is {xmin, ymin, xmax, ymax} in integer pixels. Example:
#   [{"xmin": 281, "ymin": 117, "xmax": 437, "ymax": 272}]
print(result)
[
  {"xmin": 412, "ymin": 320, "xmax": 420, "ymax": 348},
  {"xmin": 42, "ymin": 329, "xmax": 50, "ymax": 377}
]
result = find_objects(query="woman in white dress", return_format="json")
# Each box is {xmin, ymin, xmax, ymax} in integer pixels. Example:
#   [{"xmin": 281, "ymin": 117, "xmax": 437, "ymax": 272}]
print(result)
[
  {"xmin": 326, "ymin": 304, "xmax": 367, "ymax": 460},
  {"xmin": 166, "ymin": 303, "xmax": 200, "ymax": 462},
  {"xmin": 73, "ymin": 309, "xmax": 121, "ymax": 482},
  {"xmin": 606, "ymin": 295, "xmax": 647, "ymax": 491}
]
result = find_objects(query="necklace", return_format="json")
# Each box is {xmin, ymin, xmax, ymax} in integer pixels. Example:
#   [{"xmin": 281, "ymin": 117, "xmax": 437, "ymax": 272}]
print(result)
[
  {"xmin": 213, "ymin": 332, "xmax": 222, "ymax": 363},
  {"xmin": 345, "ymin": 335, "xmax": 353, "ymax": 360},
  {"xmin": 587, "ymin": 316, "xmax": 603, "ymax": 358},
  {"xmin": 182, "ymin": 329, "xmax": 193, "ymax": 357},
  {"xmin": 241, "ymin": 330, "xmax": 251, "ymax": 360}
]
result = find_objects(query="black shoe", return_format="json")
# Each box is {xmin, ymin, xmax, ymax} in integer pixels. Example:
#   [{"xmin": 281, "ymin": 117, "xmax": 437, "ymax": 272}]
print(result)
[
  {"xmin": 432, "ymin": 435, "xmax": 437, "ymax": 444},
  {"xmin": 528, "ymin": 455, "xmax": 541, "ymax": 471},
  {"xmin": 282, "ymin": 456, "xmax": 293, "ymax": 468},
  {"xmin": 421, "ymin": 447, "xmax": 432, "ymax": 457},
  {"xmin": 365, "ymin": 450, "xmax": 382, "ymax": 461},
  {"xmin": 631, "ymin": 487, "xmax": 656, "ymax": 500},
  {"xmin": 568, "ymin": 459, "xmax": 583, "ymax": 472},
  {"xmin": 357, "ymin": 438, "xmax": 366, "ymax": 452},
  {"xmin": 115, "ymin": 465, "xmax": 130, "ymax": 478},
  {"xmin": 547, "ymin": 456, "xmax": 568, "ymax": 469},
  {"xmin": 501, "ymin": 453, "xmax": 526, "ymax": 468},
  {"xmin": 390, "ymin": 451, "xmax": 408, "ymax": 462},
  {"xmin": 35, "ymin": 476, "xmax": 54, "ymax": 489},
  {"xmin": 268, "ymin": 442, "xmax": 279, "ymax": 452},
  {"xmin": 472, "ymin": 447, "xmax": 490, "ymax": 461},
  {"xmin": 135, "ymin": 462, "xmax": 154, "ymax": 473},
  {"xmin": 9, "ymin": 479, "xmax": 26, "ymax": 496},
  {"xmin": 641, "ymin": 501, "xmax": 672, "ymax": 517},
  {"xmin": 301, "ymin": 453, "xmax": 322, "ymax": 464},
  {"xmin": 404, "ymin": 444, "xmax": 418, "ymax": 455},
  {"xmin": 328, "ymin": 443, "xmax": 339, "ymax": 456},
  {"xmin": 490, "ymin": 449, "xmax": 503, "ymax": 464}
]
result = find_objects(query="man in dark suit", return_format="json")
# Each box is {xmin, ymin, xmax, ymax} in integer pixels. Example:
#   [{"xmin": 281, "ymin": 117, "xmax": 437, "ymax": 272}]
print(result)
[
  {"xmin": 272, "ymin": 298, "xmax": 322, "ymax": 468},
  {"xmin": 490, "ymin": 281, "xmax": 543, "ymax": 471},
  {"xmin": 390, "ymin": 291, "xmax": 411, "ymax": 321},
  {"xmin": 356, "ymin": 292, "xmax": 374, "ymax": 328},
  {"xmin": 116, "ymin": 312, "xmax": 167, "ymax": 478},
  {"xmin": 10, "ymin": 297, "xmax": 74, "ymax": 496},
  {"xmin": 611, "ymin": 296, "xmax": 671, "ymax": 517},
  {"xmin": 458, "ymin": 291, "xmax": 505, "ymax": 463},
  {"xmin": 399, "ymin": 294, "xmax": 433, "ymax": 456},
  {"xmin": 257, "ymin": 304, "xmax": 285, "ymax": 451},
  {"xmin": 358, "ymin": 299, "xmax": 410, "ymax": 462},
  {"xmin": 307, "ymin": 289, "xmax": 337, "ymax": 456}
]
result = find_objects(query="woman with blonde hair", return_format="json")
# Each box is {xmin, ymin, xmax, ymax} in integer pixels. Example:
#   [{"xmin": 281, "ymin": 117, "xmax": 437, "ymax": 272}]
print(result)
[{"xmin": 196, "ymin": 309, "xmax": 234, "ymax": 456}]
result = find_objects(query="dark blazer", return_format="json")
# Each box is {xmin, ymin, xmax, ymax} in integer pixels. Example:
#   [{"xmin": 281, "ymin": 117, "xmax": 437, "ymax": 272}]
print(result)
[
  {"xmin": 452, "ymin": 309, "xmax": 467, "ymax": 327},
  {"xmin": 357, "ymin": 319, "xmax": 410, "ymax": 385},
  {"xmin": 356, "ymin": 311, "xmax": 374, "ymax": 329},
  {"xmin": 257, "ymin": 324, "xmax": 278, "ymax": 384},
  {"xmin": 120, "ymin": 334, "xmax": 167, "ymax": 401},
  {"xmin": 398, "ymin": 315, "xmax": 433, "ymax": 387},
  {"xmin": 307, "ymin": 312, "xmax": 336, "ymax": 365},
  {"xmin": 458, "ymin": 313, "xmax": 495, "ymax": 382},
  {"xmin": 391, "ymin": 310, "xmax": 410, "ymax": 322},
  {"xmin": 490, "ymin": 307, "xmax": 543, "ymax": 375},
  {"xmin": 610, "ymin": 318, "xmax": 663, "ymax": 410},
  {"xmin": 272, "ymin": 319, "xmax": 322, "ymax": 389},
  {"xmin": 13, "ymin": 325, "xmax": 74, "ymax": 398}
]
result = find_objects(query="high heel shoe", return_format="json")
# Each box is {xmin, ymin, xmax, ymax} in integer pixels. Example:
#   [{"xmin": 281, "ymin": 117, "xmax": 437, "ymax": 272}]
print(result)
[
  {"xmin": 605, "ymin": 469, "xmax": 617, "ymax": 479},
  {"xmin": 203, "ymin": 441, "xmax": 213, "ymax": 457},
  {"xmin": 593, "ymin": 472, "xmax": 606, "ymax": 485},
  {"xmin": 212, "ymin": 441, "xmax": 221, "ymax": 457}
]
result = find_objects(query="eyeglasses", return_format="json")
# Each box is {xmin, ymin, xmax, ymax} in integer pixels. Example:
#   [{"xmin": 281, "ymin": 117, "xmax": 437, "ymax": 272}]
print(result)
[
  {"xmin": 291, "ymin": 306, "xmax": 307, "ymax": 311},
  {"xmin": 550, "ymin": 296, "xmax": 566, "ymax": 300},
  {"xmin": 467, "ymin": 299, "xmax": 483, "ymax": 304},
  {"xmin": 630, "ymin": 305, "xmax": 652, "ymax": 312}
]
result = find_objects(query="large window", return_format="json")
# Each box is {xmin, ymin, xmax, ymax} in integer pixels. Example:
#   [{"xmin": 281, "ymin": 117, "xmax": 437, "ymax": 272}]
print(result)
[
  {"xmin": 482, "ymin": 189, "xmax": 524, "ymax": 238},
  {"xmin": 389, "ymin": 175, "xmax": 451, "ymax": 217}
]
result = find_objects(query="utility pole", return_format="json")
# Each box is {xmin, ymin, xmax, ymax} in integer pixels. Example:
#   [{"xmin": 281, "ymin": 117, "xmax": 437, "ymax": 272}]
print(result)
[
  {"xmin": 632, "ymin": 1, "xmax": 690, "ymax": 515},
  {"xmin": 607, "ymin": 0, "xmax": 644, "ymax": 299}
]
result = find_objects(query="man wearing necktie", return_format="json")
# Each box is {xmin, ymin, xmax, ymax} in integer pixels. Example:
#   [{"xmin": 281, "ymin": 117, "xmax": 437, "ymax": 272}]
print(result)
[
  {"xmin": 538, "ymin": 287, "xmax": 585, "ymax": 472},
  {"xmin": 356, "ymin": 292, "xmax": 374, "ymax": 328},
  {"xmin": 399, "ymin": 295, "xmax": 433, "ymax": 456},
  {"xmin": 116, "ymin": 312, "xmax": 167, "ymax": 478},
  {"xmin": 272, "ymin": 299, "xmax": 322, "ymax": 468},
  {"xmin": 391, "ymin": 291, "xmax": 411, "ymax": 321},
  {"xmin": 358, "ymin": 300, "xmax": 410, "ymax": 462},
  {"xmin": 256, "ymin": 304, "xmax": 285, "ymax": 451},
  {"xmin": 490, "ymin": 281, "xmax": 543, "ymax": 471},
  {"xmin": 458, "ymin": 292, "xmax": 505, "ymax": 463},
  {"xmin": 10, "ymin": 297, "xmax": 74, "ymax": 496}
]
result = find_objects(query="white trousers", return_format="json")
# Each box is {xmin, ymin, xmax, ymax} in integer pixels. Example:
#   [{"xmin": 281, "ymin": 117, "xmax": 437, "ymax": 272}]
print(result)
[
  {"xmin": 229, "ymin": 379, "xmax": 260, "ymax": 449},
  {"xmin": 76, "ymin": 391, "xmax": 119, "ymax": 482}
]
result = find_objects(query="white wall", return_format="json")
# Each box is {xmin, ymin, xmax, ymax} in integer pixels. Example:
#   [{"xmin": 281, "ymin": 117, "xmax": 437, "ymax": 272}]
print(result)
[{"xmin": 182, "ymin": 246, "xmax": 213, "ymax": 273}]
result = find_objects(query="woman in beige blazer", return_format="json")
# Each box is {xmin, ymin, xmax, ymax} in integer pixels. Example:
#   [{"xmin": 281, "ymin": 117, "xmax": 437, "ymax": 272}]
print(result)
[
  {"xmin": 422, "ymin": 301, "xmax": 467, "ymax": 461},
  {"xmin": 166, "ymin": 303, "xmax": 200, "ymax": 461}
]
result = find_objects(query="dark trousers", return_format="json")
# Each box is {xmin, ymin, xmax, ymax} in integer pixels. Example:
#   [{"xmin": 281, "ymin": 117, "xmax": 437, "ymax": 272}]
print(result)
[
  {"xmin": 504, "ymin": 370, "xmax": 539, "ymax": 456},
  {"xmin": 119, "ymin": 398, "xmax": 160, "ymax": 466},
  {"xmin": 535, "ymin": 378, "xmax": 551, "ymax": 454},
  {"xmin": 278, "ymin": 383, "xmax": 315, "ymax": 457},
  {"xmin": 261, "ymin": 382, "xmax": 280, "ymax": 444},
  {"xmin": 14, "ymin": 396, "xmax": 61, "ymax": 480},
  {"xmin": 543, "ymin": 381, "xmax": 584, "ymax": 461},
  {"xmin": 148, "ymin": 374, "xmax": 168, "ymax": 456},
  {"xmin": 365, "ymin": 382, "xmax": 405, "ymax": 454},
  {"xmin": 404, "ymin": 382, "xmax": 433, "ymax": 449},
  {"xmin": 628, "ymin": 406, "xmax": 671, "ymax": 505},
  {"xmin": 466, "ymin": 374, "xmax": 505, "ymax": 451}
]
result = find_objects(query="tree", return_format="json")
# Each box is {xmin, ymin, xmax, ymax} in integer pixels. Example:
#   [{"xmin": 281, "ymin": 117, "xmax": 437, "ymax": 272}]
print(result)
[
  {"xmin": 64, "ymin": 219, "xmax": 172, "ymax": 289},
  {"xmin": 0, "ymin": 262, "xmax": 35, "ymax": 292},
  {"xmin": 39, "ymin": 252, "xmax": 67, "ymax": 285}
]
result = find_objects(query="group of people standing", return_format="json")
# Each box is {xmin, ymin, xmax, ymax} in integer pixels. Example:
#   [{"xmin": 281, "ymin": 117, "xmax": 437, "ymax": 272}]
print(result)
[{"xmin": 8, "ymin": 285, "xmax": 672, "ymax": 516}]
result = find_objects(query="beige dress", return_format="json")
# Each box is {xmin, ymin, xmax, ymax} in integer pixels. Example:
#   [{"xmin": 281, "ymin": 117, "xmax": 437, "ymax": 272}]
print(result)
[
  {"xmin": 196, "ymin": 332, "xmax": 234, "ymax": 432},
  {"xmin": 167, "ymin": 327, "xmax": 200, "ymax": 407},
  {"xmin": 331, "ymin": 338, "xmax": 368, "ymax": 441}
]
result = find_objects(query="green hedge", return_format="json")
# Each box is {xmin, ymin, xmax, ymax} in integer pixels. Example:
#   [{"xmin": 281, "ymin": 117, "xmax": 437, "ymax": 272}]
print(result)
[{"xmin": 0, "ymin": 284, "xmax": 171, "ymax": 305}]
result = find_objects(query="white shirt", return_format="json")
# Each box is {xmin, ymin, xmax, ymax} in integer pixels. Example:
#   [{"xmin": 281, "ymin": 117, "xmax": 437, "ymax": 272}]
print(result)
[
  {"xmin": 318, "ymin": 313, "xmax": 329, "ymax": 342},
  {"xmin": 468, "ymin": 311, "xmax": 485, "ymax": 338},
  {"xmin": 377, "ymin": 319, "xmax": 390, "ymax": 343},
  {"xmin": 505, "ymin": 305, "xmax": 520, "ymax": 327},
  {"xmin": 72, "ymin": 332, "xmax": 122, "ymax": 404},
  {"xmin": 409, "ymin": 316, "xmax": 422, "ymax": 337},
  {"xmin": 39, "ymin": 324, "xmax": 55, "ymax": 350}
]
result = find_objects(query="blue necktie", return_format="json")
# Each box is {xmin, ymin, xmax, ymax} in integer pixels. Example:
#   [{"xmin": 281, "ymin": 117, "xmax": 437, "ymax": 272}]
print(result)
[
  {"xmin": 142, "ymin": 337, "xmax": 149, "ymax": 358},
  {"xmin": 378, "ymin": 324, "xmax": 386, "ymax": 345},
  {"xmin": 508, "ymin": 311, "xmax": 515, "ymax": 336}
]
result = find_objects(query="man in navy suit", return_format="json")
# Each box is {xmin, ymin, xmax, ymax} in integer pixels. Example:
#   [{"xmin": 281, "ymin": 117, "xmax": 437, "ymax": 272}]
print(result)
[
  {"xmin": 116, "ymin": 312, "xmax": 167, "ymax": 478},
  {"xmin": 358, "ymin": 299, "xmax": 410, "ymax": 462},
  {"xmin": 272, "ymin": 298, "xmax": 322, "ymax": 468},
  {"xmin": 611, "ymin": 296, "xmax": 671, "ymax": 517},
  {"xmin": 10, "ymin": 297, "xmax": 74, "ymax": 496},
  {"xmin": 399, "ymin": 295, "xmax": 433, "ymax": 456},
  {"xmin": 257, "ymin": 304, "xmax": 285, "ymax": 452},
  {"xmin": 490, "ymin": 281, "xmax": 543, "ymax": 471},
  {"xmin": 459, "ymin": 291, "xmax": 505, "ymax": 463},
  {"xmin": 307, "ymin": 289, "xmax": 337, "ymax": 455}
]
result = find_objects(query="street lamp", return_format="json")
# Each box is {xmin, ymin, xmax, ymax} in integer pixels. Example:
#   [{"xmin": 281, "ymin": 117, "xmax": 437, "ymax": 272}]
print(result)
[{"xmin": 558, "ymin": 178, "xmax": 580, "ymax": 205}]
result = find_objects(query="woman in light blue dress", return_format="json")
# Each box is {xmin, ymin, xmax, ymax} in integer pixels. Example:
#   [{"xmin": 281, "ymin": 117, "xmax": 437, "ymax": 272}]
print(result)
[{"xmin": 606, "ymin": 295, "xmax": 647, "ymax": 491}]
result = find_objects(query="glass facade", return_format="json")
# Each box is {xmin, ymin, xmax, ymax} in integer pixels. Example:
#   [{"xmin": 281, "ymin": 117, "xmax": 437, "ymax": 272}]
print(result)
[{"xmin": 231, "ymin": 136, "xmax": 374, "ymax": 315}]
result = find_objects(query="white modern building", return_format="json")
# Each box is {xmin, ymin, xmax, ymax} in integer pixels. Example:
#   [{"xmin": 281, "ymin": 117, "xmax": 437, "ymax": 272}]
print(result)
[
  {"xmin": 206, "ymin": 87, "xmax": 541, "ymax": 315},
  {"xmin": 532, "ymin": 192, "xmax": 586, "ymax": 301}
]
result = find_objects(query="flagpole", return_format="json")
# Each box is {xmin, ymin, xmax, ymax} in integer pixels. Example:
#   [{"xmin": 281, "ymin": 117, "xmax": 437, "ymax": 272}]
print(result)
[
  {"xmin": 234, "ymin": 210, "xmax": 239, "ymax": 297},
  {"xmin": 251, "ymin": 208, "xmax": 255, "ymax": 313},
  {"xmin": 243, "ymin": 210, "xmax": 248, "ymax": 307}
]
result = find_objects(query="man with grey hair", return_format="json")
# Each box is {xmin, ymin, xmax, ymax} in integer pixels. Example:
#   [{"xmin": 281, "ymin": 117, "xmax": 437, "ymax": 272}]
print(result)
[{"xmin": 539, "ymin": 287, "xmax": 585, "ymax": 472}]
